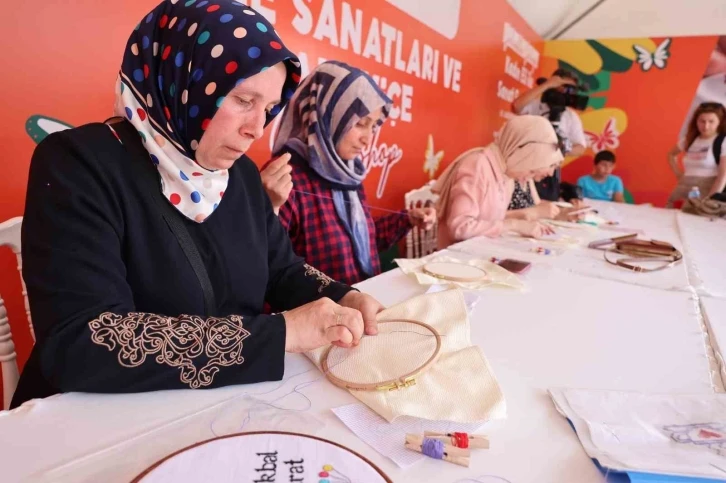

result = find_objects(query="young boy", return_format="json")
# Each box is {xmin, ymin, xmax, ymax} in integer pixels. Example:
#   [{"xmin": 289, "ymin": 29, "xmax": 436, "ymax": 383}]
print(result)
[{"xmin": 577, "ymin": 150, "xmax": 625, "ymax": 202}]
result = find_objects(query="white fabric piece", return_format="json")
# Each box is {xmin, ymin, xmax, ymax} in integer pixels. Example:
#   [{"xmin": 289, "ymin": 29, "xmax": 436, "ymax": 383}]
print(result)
[
  {"xmin": 394, "ymin": 255, "xmax": 525, "ymax": 290},
  {"xmin": 332, "ymin": 403, "xmax": 484, "ymax": 468},
  {"xmin": 549, "ymin": 388, "xmax": 726, "ymax": 479}
]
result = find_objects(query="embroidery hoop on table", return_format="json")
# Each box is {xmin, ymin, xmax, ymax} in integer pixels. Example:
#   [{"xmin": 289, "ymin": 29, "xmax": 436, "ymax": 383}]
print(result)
[
  {"xmin": 132, "ymin": 431, "xmax": 392, "ymax": 482},
  {"xmin": 422, "ymin": 261, "xmax": 487, "ymax": 282},
  {"xmin": 321, "ymin": 319, "xmax": 442, "ymax": 392}
]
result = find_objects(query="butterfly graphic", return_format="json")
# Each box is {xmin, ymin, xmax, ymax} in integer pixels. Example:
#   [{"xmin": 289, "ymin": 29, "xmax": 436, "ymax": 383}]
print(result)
[
  {"xmin": 584, "ymin": 117, "xmax": 621, "ymax": 153},
  {"xmin": 633, "ymin": 38, "xmax": 671, "ymax": 72},
  {"xmin": 423, "ymin": 134, "xmax": 444, "ymax": 179}
]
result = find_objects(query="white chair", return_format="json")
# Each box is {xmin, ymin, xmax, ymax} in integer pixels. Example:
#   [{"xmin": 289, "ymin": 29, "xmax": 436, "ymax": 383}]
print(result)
[
  {"xmin": 0, "ymin": 217, "xmax": 33, "ymax": 410},
  {"xmin": 404, "ymin": 181, "xmax": 439, "ymax": 259}
]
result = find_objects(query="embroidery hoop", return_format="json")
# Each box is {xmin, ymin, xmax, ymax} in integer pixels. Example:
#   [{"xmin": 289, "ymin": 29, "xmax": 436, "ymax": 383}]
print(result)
[
  {"xmin": 132, "ymin": 431, "xmax": 392, "ymax": 482},
  {"xmin": 321, "ymin": 319, "xmax": 442, "ymax": 392},
  {"xmin": 422, "ymin": 261, "xmax": 487, "ymax": 282}
]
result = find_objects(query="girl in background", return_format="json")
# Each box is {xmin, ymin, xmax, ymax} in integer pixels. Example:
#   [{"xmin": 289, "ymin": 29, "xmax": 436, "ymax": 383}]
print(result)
[{"xmin": 667, "ymin": 102, "xmax": 726, "ymax": 207}]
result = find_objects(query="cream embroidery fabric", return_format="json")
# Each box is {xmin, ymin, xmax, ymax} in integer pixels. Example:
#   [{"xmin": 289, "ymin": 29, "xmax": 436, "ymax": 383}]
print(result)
[
  {"xmin": 89, "ymin": 312, "xmax": 250, "ymax": 389},
  {"xmin": 307, "ymin": 290, "xmax": 507, "ymax": 423},
  {"xmin": 394, "ymin": 255, "xmax": 525, "ymax": 291}
]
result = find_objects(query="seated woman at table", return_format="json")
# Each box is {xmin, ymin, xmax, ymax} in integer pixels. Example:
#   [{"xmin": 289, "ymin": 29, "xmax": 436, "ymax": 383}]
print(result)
[
  {"xmin": 11, "ymin": 1, "xmax": 383, "ymax": 408},
  {"xmin": 260, "ymin": 61, "xmax": 436, "ymax": 286},
  {"xmin": 507, "ymin": 179, "xmax": 560, "ymax": 220},
  {"xmin": 433, "ymin": 115, "xmax": 564, "ymax": 249},
  {"xmin": 507, "ymin": 180, "xmax": 588, "ymax": 221}
]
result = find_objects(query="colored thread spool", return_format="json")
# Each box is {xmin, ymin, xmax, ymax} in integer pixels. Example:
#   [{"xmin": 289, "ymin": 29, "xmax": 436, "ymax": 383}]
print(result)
[
  {"xmin": 421, "ymin": 437, "xmax": 445, "ymax": 460},
  {"xmin": 452, "ymin": 432, "xmax": 470, "ymax": 449}
]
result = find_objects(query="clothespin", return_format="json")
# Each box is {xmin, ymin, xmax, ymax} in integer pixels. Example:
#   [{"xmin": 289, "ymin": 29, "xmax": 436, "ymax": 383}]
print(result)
[
  {"xmin": 404, "ymin": 434, "xmax": 469, "ymax": 467},
  {"xmin": 423, "ymin": 431, "xmax": 489, "ymax": 449}
]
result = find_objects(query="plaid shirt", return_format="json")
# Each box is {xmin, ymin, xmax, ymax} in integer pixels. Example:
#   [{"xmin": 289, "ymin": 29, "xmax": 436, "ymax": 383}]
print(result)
[{"xmin": 277, "ymin": 151, "xmax": 411, "ymax": 285}]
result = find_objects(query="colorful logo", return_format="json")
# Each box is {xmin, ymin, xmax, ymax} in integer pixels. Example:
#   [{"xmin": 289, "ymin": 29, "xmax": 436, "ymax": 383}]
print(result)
[
  {"xmin": 423, "ymin": 134, "xmax": 444, "ymax": 179},
  {"xmin": 26, "ymin": 115, "xmax": 73, "ymax": 144}
]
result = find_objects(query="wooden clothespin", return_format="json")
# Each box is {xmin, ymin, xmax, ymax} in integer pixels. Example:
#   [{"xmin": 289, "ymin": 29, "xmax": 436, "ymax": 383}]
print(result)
[
  {"xmin": 423, "ymin": 431, "xmax": 490, "ymax": 449},
  {"xmin": 404, "ymin": 434, "xmax": 470, "ymax": 467}
]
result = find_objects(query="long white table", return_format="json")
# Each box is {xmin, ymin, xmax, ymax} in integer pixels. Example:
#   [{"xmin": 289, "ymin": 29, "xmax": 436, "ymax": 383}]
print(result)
[
  {"xmin": 0, "ymin": 204, "xmax": 723, "ymax": 483},
  {"xmin": 676, "ymin": 211, "xmax": 726, "ymax": 299}
]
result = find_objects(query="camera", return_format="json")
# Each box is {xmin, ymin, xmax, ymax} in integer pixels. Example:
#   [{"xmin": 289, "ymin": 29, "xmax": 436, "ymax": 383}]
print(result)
[
  {"xmin": 537, "ymin": 68, "xmax": 590, "ymax": 112},
  {"xmin": 541, "ymin": 83, "xmax": 589, "ymax": 111}
]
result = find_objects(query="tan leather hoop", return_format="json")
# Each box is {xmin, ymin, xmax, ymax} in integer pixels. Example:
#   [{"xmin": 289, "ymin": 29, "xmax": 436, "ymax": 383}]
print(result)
[{"xmin": 321, "ymin": 319, "xmax": 442, "ymax": 392}]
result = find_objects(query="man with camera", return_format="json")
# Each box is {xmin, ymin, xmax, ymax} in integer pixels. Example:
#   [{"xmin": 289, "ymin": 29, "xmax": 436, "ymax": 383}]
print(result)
[{"xmin": 512, "ymin": 69, "xmax": 588, "ymax": 202}]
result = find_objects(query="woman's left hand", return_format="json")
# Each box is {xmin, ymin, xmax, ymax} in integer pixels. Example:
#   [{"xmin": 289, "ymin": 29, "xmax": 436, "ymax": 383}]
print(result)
[
  {"xmin": 339, "ymin": 291, "xmax": 384, "ymax": 336},
  {"xmin": 408, "ymin": 207, "xmax": 437, "ymax": 230}
]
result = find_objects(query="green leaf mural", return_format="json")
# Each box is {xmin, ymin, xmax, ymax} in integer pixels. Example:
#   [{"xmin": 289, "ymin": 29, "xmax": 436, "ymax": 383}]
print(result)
[
  {"xmin": 25, "ymin": 115, "xmax": 73, "ymax": 144},
  {"xmin": 586, "ymin": 40, "xmax": 634, "ymax": 73}
]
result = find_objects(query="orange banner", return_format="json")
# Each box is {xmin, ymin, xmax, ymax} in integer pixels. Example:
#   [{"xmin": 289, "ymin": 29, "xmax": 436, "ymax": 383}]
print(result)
[
  {"xmin": 0, "ymin": 0, "xmax": 540, "ymax": 374},
  {"xmin": 544, "ymin": 36, "xmax": 719, "ymax": 205}
]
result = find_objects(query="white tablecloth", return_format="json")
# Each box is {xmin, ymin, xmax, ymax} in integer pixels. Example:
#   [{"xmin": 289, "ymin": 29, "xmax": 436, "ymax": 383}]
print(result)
[
  {"xmin": 701, "ymin": 296, "xmax": 726, "ymax": 388},
  {"xmin": 677, "ymin": 211, "xmax": 726, "ymax": 299},
  {"xmin": 0, "ymin": 242, "xmax": 718, "ymax": 483},
  {"xmin": 449, "ymin": 201, "xmax": 693, "ymax": 293}
]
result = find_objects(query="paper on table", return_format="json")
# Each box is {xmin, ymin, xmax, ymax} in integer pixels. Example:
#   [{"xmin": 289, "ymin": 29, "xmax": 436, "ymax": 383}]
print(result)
[
  {"xmin": 395, "ymin": 255, "xmax": 524, "ymax": 290},
  {"xmin": 332, "ymin": 403, "xmax": 484, "ymax": 468},
  {"xmin": 549, "ymin": 388, "xmax": 726, "ymax": 479}
]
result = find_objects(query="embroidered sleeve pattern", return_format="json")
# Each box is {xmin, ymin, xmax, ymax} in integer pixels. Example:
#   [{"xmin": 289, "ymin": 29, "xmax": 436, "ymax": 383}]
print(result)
[
  {"xmin": 303, "ymin": 263, "xmax": 335, "ymax": 293},
  {"xmin": 89, "ymin": 312, "xmax": 250, "ymax": 389}
]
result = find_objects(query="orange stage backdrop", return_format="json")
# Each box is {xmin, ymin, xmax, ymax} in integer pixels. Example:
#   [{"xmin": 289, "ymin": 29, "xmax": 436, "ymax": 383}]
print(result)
[
  {"xmin": 542, "ymin": 36, "xmax": 720, "ymax": 205},
  {"xmin": 0, "ymin": 0, "xmax": 541, "ymax": 393}
]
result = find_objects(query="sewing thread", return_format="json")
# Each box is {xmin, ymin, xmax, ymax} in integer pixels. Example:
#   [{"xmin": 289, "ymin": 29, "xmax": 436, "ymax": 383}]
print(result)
[
  {"xmin": 290, "ymin": 189, "xmax": 413, "ymax": 216},
  {"xmin": 452, "ymin": 432, "xmax": 469, "ymax": 449},
  {"xmin": 421, "ymin": 437, "xmax": 445, "ymax": 460}
]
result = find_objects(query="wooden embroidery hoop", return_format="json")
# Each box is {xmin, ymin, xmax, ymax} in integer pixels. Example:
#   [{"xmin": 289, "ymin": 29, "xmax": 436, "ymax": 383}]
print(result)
[
  {"xmin": 422, "ymin": 261, "xmax": 487, "ymax": 283},
  {"xmin": 321, "ymin": 319, "xmax": 442, "ymax": 392},
  {"xmin": 132, "ymin": 431, "xmax": 392, "ymax": 482}
]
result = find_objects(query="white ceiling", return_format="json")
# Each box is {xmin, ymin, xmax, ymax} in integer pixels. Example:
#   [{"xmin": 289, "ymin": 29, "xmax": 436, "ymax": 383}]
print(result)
[{"xmin": 507, "ymin": 0, "xmax": 726, "ymax": 40}]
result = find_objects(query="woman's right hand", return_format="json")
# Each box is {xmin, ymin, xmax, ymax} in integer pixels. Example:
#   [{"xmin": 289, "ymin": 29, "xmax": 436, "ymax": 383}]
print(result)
[
  {"xmin": 515, "ymin": 220, "xmax": 555, "ymax": 238},
  {"xmin": 282, "ymin": 297, "xmax": 365, "ymax": 353},
  {"xmin": 533, "ymin": 201, "xmax": 560, "ymax": 220},
  {"xmin": 261, "ymin": 153, "xmax": 293, "ymax": 214}
]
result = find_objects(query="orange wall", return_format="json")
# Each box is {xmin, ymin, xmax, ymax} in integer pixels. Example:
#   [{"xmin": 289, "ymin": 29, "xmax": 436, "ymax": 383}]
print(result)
[
  {"xmin": 543, "ymin": 36, "xmax": 719, "ymax": 204},
  {"xmin": 0, "ymin": 0, "xmax": 541, "ymax": 399}
]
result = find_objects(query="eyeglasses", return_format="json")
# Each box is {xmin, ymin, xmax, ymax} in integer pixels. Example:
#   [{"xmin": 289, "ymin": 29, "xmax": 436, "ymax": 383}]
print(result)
[
  {"xmin": 517, "ymin": 141, "xmax": 559, "ymax": 149},
  {"xmin": 700, "ymin": 102, "xmax": 724, "ymax": 109}
]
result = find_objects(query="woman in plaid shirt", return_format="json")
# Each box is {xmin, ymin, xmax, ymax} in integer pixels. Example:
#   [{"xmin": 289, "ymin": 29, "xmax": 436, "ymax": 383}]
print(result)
[{"xmin": 262, "ymin": 61, "xmax": 435, "ymax": 286}]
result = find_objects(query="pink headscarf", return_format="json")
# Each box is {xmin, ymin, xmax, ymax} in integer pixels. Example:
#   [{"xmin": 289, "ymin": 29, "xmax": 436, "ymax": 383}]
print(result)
[{"xmin": 433, "ymin": 115, "xmax": 563, "ymax": 220}]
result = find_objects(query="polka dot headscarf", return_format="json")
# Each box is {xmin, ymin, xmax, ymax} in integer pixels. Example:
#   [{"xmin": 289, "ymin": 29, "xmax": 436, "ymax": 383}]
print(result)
[{"xmin": 114, "ymin": 0, "xmax": 301, "ymax": 223}]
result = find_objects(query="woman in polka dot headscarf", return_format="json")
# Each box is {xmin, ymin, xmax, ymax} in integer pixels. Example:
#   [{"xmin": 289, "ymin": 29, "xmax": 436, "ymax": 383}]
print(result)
[
  {"xmin": 115, "ymin": 0, "xmax": 302, "ymax": 222},
  {"xmin": 12, "ymin": 0, "xmax": 384, "ymax": 408}
]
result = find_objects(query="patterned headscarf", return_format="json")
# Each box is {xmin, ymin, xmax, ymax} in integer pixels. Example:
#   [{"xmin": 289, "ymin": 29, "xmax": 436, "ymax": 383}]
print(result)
[
  {"xmin": 115, "ymin": 0, "xmax": 301, "ymax": 222},
  {"xmin": 272, "ymin": 61, "xmax": 392, "ymax": 276}
]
